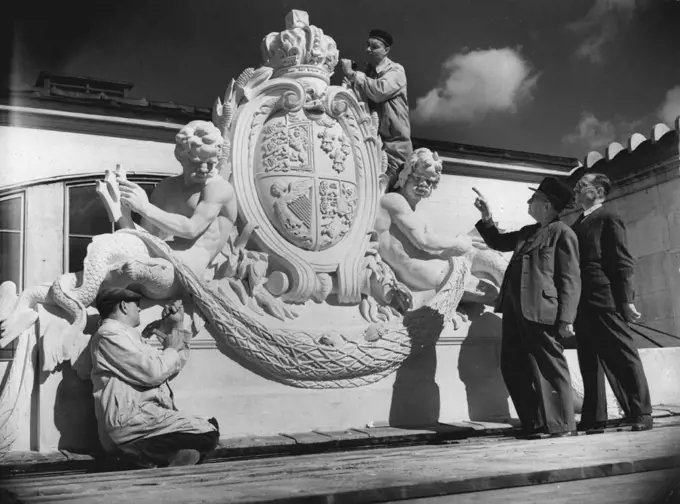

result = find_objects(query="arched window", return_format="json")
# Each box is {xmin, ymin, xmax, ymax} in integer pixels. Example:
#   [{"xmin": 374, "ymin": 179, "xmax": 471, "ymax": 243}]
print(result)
[{"xmin": 65, "ymin": 177, "xmax": 163, "ymax": 272}]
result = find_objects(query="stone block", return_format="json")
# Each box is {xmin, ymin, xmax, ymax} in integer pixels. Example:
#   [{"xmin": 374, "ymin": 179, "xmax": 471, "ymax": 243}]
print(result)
[
  {"xmin": 656, "ymin": 178, "xmax": 680, "ymax": 213},
  {"xmin": 219, "ymin": 434, "xmax": 297, "ymax": 449},
  {"xmin": 636, "ymin": 290, "xmax": 675, "ymax": 324},
  {"xmin": 618, "ymin": 186, "xmax": 660, "ymax": 224},
  {"xmin": 668, "ymin": 210, "xmax": 680, "ymax": 251},
  {"xmin": 0, "ymin": 450, "xmax": 68, "ymax": 465},
  {"xmin": 312, "ymin": 429, "xmax": 371, "ymax": 442},
  {"xmin": 659, "ymin": 405, "xmax": 680, "ymax": 415},
  {"xmin": 349, "ymin": 426, "xmax": 436, "ymax": 441},
  {"xmin": 59, "ymin": 450, "xmax": 96, "ymax": 462},
  {"xmin": 634, "ymin": 252, "xmax": 670, "ymax": 296},
  {"xmin": 436, "ymin": 421, "xmax": 478, "ymax": 434},
  {"xmin": 627, "ymin": 215, "xmax": 669, "ymax": 258},
  {"xmin": 651, "ymin": 407, "xmax": 675, "ymax": 417},
  {"xmin": 670, "ymin": 251, "xmax": 680, "ymax": 321},
  {"xmin": 279, "ymin": 431, "xmax": 334, "ymax": 445},
  {"xmin": 639, "ymin": 348, "xmax": 680, "ymax": 405},
  {"xmin": 462, "ymin": 421, "xmax": 514, "ymax": 434}
]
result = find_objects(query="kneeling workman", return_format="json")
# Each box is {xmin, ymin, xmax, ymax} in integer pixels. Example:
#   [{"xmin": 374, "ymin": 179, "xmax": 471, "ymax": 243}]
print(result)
[{"xmin": 90, "ymin": 287, "xmax": 219, "ymax": 467}]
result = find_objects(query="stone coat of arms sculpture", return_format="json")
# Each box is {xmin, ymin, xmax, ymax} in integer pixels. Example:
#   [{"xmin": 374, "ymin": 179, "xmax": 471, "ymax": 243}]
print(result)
[
  {"xmin": 230, "ymin": 12, "xmax": 381, "ymax": 306},
  {"xmin": 0, "ymin": 10, "xmax": 508, "ymax": 456}
]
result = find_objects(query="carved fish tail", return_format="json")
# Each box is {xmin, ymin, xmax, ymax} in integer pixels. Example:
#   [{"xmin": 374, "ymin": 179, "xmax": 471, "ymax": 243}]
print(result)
[
  {"xmin": 62, "ymin": 233, "xmax": 149, "ymax": 309},
  {"xmin": 51, "ymin": 233, "xmax": 149, "ymax": 336},
  {"xmin": 51, "ymin": 273, "xmax": 87, "ymax": 331}
]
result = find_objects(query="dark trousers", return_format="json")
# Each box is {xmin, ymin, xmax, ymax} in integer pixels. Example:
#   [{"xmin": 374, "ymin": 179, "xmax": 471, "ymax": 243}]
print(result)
[
  {"xmin": 501, "ymin": 302, "xmax": 575, "ymax": 434},
  {"xmin": 574, "ymin": 305, "xmax": 652, "ymax": 425},
  {"xmin": 120, "ymin": 418, "xmax": 220, "ymax": 467},
  {"xmin": 384, "ymin": 140, "xmax": 412, "ymax": 192}
]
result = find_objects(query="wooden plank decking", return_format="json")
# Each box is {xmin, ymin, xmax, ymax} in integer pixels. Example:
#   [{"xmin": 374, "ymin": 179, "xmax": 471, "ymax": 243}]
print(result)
[
  {"xmin": 384, "ymin": 468, "xmax": 680, "ymax": 503},
  {"xmin": 2, "ymin": 420, "xmax": 680, "ymax": 503}
]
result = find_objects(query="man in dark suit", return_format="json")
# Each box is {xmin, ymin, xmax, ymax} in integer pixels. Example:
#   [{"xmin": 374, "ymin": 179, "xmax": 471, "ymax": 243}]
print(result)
[
  {"xmin": 474, "ymin": 177, "xmax": 581, "ymax": 437},
  {"xmin": 572, "ymin": 173, "xmax": 652, "ymax": 431}
]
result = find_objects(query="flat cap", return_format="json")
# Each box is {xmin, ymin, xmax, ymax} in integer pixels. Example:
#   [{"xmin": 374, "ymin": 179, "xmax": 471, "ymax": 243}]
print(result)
[
  {"xmin": 95, "ymin": 287, "xmax": 142, "ymax": 319},
  {"xmin": 369, "ymin": 29, "xmax": 393, "ymax": 47}
]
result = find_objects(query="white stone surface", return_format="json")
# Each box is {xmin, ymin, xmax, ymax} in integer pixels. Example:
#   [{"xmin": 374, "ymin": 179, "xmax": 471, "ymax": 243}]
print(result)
[
  {"xmin": 0, "ymin": 125, "xmax": 178, "ymax": 189},
  {"xmin": 422, "ymin": 173, "xmax": 536, "ymax": 238}
]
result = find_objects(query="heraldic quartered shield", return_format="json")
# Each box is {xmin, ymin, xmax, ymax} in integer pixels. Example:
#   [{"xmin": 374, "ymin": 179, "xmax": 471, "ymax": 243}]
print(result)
[
  {"xmin": 229, "ymin": 10, "xmax": 383, "ymax": 305},
  {"xmin": 255, "ymin": 112, "xmax": 358, "ymax": 252}
]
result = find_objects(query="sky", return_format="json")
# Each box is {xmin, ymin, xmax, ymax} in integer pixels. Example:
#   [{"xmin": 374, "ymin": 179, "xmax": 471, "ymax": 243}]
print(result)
[{"xmin": 4, "ymin": 0, "xmax": 680, "ymax": 159}]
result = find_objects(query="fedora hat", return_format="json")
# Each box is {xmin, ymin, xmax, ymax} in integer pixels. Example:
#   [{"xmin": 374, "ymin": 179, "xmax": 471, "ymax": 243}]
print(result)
[{"xmin": 529, "ymin": 177, "xmax": 574, "ymax": 212}]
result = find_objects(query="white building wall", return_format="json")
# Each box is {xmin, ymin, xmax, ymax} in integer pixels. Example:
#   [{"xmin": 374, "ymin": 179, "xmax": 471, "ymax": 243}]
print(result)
[{"xmin": 0, "ymin": 125, "xmax": 179, "ymax": 190}]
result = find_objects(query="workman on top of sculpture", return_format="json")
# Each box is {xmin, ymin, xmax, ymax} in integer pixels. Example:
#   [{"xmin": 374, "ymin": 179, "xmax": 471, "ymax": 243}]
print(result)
[{"xmin": 341, "ymin": 29, "xmax": 413, "ymax": 191}]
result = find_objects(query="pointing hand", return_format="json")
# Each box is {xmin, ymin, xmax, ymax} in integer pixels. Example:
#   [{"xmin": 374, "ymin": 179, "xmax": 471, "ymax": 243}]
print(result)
[{"xmin": 472, "ymin": 187, "xmax": 492, "ymax": 222}]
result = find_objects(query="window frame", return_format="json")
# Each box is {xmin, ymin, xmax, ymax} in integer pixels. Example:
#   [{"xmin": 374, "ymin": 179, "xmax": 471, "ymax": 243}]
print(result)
[
  {"xmin": 63, "ymin": 175, "xmax": 165, "ymax": 273},
  {"xmin": 0, "ymin": 190, "xmax": 26, "ymax": 360},
  {"xmin": 0, "ymin": 190, "xmax": 26, "ymax": 292}
]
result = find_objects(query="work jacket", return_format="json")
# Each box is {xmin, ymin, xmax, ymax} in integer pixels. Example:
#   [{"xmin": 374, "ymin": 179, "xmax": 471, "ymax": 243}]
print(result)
[{"xmin": 90, "ymin": 319, "xmax": 215, "ymax": 452}]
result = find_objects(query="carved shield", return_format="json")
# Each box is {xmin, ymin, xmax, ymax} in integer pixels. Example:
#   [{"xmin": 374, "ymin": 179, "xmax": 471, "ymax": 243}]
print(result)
[
  {"xmin": 254, "ymin": 112, "xmax": 358, "ymax": 251},
  {"xmin": 231, "ymin": 81, "xmax": 381, "ymax": 304}
]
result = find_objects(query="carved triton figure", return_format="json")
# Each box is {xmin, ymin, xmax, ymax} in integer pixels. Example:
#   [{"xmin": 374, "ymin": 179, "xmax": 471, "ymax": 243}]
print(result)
[
  {"xmin": 111, "ymin": 120, "xmax": 238, "ymax": 291},
  {"xmin": 106, "ymin": 121, "xmax": 297, "ymax": 322},
  {"xmin": 97, "ymin": 119, "xmax": 260, "ymax": 330},
  {"xmin": 374, "ymin": 148, "xmax": 508, "ymax": 323}
]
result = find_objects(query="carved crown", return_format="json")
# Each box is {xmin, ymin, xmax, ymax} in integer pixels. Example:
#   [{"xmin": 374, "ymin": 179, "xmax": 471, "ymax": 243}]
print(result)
[{"xmin": 261, "ymin": 10, "xmax": 339, "ymax": 82}]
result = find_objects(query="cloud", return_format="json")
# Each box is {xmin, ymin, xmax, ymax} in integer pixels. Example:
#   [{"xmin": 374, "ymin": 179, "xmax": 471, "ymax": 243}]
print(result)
[
  {"xmin": 564, "ymin": 84, "xmax": 680, "ymax": 152},
  {"xmin": 411, "ymin": 48, "xmax": 538, "ymax": 125},
  {"xmin": 657, "ymin": 86, "xmax": 680, "ymax": 126},
  {"xmin": 567, "ymin": 0, "xmax": 648, "ymax": 63},
  {"xmin": 562, "ymin": 112, "xmax": 642, "ymax": 151}
]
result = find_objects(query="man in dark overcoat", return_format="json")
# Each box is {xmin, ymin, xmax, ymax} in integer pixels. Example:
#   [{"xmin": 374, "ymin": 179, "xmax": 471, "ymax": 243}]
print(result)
[
  {"xmin": 474, "ymin": 177, "xmax": 581, "ymax": 436},
  {"xmin": 572, "ymin": 172, "xmax": 652, "ymax": 431}
]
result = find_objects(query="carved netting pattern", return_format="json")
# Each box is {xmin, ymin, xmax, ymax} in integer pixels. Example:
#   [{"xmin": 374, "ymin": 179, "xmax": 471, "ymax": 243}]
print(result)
[{"xmin": 124, "ymin": 229, "xmax": 470, "ymax": 389}]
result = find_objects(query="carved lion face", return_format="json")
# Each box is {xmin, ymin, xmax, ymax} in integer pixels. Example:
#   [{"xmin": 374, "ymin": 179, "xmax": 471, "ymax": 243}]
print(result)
[
  {"xmin": 398, "ymin": 148, "xmax": 442, "ymax": 201},
  {"xmin": 405, "ymin": 161, "xmax": 441, "ymax": 200},
  {"xmin": 180, "ymin": 156, "xmax": 220, "ymax": 184}
]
